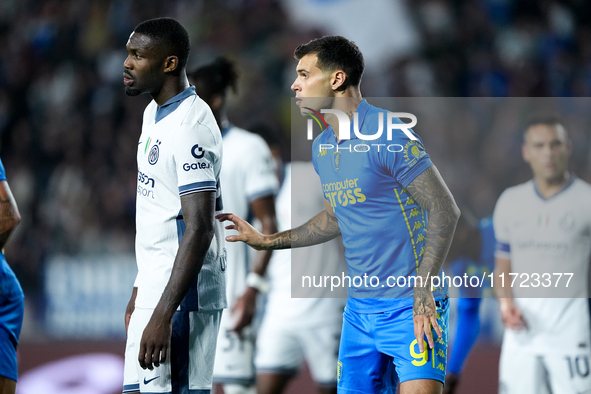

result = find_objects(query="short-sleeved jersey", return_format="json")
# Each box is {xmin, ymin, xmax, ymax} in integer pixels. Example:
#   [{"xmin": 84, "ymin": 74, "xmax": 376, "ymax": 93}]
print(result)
[
  {"xmin": 311, "ymin": 99, "xmax": 448, "ymax": 313},
  {"xmin": 0, "ymin": 159, "xmax": 23, "ymax": 300},
  {"xmin": 493, "ymin": 177, "xmax": 591, "ymax": 352},
  {"xmin": 219, "ymin": 125, "xmax": 278, "ymax": 307},
  {"xmin": 134, "ymin": 87, "xmax": 226, "ymax": 311}
]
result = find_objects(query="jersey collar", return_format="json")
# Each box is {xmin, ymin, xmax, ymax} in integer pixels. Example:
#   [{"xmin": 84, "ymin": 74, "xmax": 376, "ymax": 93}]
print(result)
[
  {"xmin": 532, "ymin": 174, "xmax": 576, "ymax": 201},
  {"xmin": 354, "ymin": 99, "xmax": 371, "ymax": 134},
  {"xmin": 155, "ymin": 86, "xmax": 196, "ymax": 123},
  {"xmin": 326, "ymin": 98, "xmax": 370, "ymax": 144}
]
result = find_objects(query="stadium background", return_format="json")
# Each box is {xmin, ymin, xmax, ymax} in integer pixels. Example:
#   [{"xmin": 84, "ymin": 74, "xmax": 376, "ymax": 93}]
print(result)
[{"xmin": 1, "ymin": 0, "xmax": 590, "ymax": 393}]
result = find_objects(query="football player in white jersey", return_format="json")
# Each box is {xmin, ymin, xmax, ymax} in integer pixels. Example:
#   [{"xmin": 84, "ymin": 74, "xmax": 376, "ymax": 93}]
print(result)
[
  {"xmin": 493, "ymin": 116, "xmax": 591, "ymax": 393},
  {"xmin": 122, "ymin": 18, "xmax": 227, "ymax": 394},
  {"xmin": 189, "ymin": 58, "xmax": 278, "ymax": 394}
]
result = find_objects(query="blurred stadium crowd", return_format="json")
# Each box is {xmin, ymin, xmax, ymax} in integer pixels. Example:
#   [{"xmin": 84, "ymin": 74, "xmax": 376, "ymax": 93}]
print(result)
[{"xmin": 0, "ymin": 0, "xmax": 590, "ymax": 333}]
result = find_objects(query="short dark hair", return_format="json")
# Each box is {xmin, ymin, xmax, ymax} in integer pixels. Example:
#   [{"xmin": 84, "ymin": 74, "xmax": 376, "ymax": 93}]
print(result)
[
  {"xmin": 189, "ymin": 57, "xmax": 238, "ymax": 96},
  {"xmin": 134, "ymin": 17, "xmax": 191, "ymax": 71},
  {"xmin": 294, "ymin": 36, "xmax": 364, "ymax": 91},
  {"xmin": 523, "ymin": 112, "xmax": 567, "ymax": 141}
]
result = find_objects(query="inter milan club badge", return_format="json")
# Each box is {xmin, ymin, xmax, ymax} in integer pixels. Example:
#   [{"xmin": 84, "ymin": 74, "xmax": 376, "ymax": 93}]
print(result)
[
  {"xmin": 148, "ymin": 140, "xmax": 161, "ymax": 165},
  {"xmin": 559, "ymin": 211, "xmax": 575, "ymax": 231},
  {"xmin": 333, "ymin": 150, "xmax": 341, "ymax": 172}
]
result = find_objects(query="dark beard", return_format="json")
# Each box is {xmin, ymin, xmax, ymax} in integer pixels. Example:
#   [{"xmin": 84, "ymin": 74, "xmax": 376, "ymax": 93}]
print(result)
[{"xmin": 125, "ymin": 86, "xmax": 140, "ymax": 96}]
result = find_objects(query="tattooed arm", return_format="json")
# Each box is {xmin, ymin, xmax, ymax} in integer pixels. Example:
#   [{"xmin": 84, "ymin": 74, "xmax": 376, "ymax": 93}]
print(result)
[
  {"xmin": 216, "ymin": 198, "xmax": 340, "ymax": 250},
  {"xmin": 406, "ymin": 166, "xmax": 460, "ymax": 353},
  {"xmin": 0, "ymin": 180, "xmax": 21, "ymax": 250}
]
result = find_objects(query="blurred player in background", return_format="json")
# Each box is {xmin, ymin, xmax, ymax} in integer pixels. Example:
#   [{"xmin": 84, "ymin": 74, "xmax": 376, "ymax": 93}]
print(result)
[
  {"xmin": 189, "ymin": 58, "xmax": 278, "ymax": 394},
  {"xmin": 0, "ymin": 158, "xmax": 23, "ymax": 394},
  {"xmin": 493, "ymin": 116, "xmax": 591, "ymax": 393},
  {"xmin": 218, "ymin": 36, "xmax": 460, "ymax": 394},
  {"xmin": 249, "ymin": 124, "xmax": 345, "ymax": 394},
  {"xmin": 442, "ymin": 209, "xmax": 496, "ymax": 394},
  {"xmin": 122, "ymin": 18, "xmax": 226, "ymax": 394}
]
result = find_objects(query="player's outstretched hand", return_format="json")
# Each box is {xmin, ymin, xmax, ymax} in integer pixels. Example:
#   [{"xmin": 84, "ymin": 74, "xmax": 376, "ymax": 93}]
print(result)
[
  {"xmin": 412, "ymin": 288, "xmax": 442, "ymax": 353},
  {"xmin": 138, "ymin": 312, "xmax": 171, "ymax": 370},
  {"xmin": 216, "ymin": 213, "xmax": 268, "ymax": 250},
  {"xmin": 499, "ymin": 298, "xmax": 527, "ymax": 330}
]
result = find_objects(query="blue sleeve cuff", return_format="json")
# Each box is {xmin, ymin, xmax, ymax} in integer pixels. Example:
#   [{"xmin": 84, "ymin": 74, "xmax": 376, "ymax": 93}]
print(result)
[
  {"xmin": 496, "ymin": 242, "xmax": 510, "ymax": 253},
  {"xmin": 178, "ymin": 181, "xmax": 216, "ymax": 196},
  {"xmin": 495, "ymin": 241, "xmax": 510, "ymax": 259},
  {"xmin": 399, "ymin": 156, "xmax": 434, "ymax": 188}
]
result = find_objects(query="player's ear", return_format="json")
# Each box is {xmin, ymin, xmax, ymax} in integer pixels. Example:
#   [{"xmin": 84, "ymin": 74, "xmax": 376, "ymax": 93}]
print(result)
[
  {"xmin": 163, "ymin": 55, "xmax": 179, "ymax": 73},
  {"xmin": 331, "ymin": 69, "xmax": 347, "ymax": 92}
]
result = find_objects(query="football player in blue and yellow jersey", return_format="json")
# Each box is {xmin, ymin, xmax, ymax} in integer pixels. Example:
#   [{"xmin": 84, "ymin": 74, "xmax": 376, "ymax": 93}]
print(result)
[{"xmin": 218, "ymin": 36, "xmax": 460, "ymax": 394}]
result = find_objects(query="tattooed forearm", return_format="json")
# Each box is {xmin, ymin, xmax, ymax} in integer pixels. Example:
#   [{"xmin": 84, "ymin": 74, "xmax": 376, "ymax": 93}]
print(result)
[
  {"xmin": 406, "ymin": 166, "xmax": 460, "ymax": 280},
  {"xmin": 406, "ymin": 166, "xmax": 460, "ymax": 315},
  {"xmin": 266, "ymin": 209, "xmax": 341, "ymax": 250},
  {"xmin": 292, "ymin": 209, "xmax": 340, "ymax": 247}
]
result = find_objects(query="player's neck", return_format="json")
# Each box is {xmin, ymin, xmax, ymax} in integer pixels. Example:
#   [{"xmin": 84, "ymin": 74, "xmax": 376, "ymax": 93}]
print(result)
[
  {"xmin": 152, "ymin": 75, "xmax": 190, "ymax": 106},
  {"xmin": 534, "ymin": 171, "xmax": 571, "ymax": 199},
  {"xmin": 328, "ymin": 87, "xmax": 362, "ymax": 142}
]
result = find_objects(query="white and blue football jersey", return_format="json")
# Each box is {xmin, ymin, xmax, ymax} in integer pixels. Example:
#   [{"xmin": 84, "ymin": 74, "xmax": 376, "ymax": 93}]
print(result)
[
  {"xmin": 494, "ymin": 177, "xmax": 591, "ymax": 352},
  {"xmin": 134, "ymin": 87, "xmax": 226, "ymax": 312}
]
